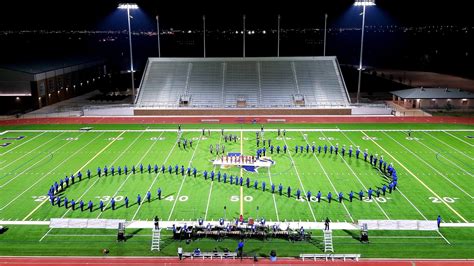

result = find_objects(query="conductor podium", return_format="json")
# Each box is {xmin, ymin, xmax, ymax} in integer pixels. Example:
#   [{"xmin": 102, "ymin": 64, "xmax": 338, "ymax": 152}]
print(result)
[
  {"xmin": 117, "ymin": 222, "xmax": 126, "ymax": 242},
  {"xmin": 360, "ymin": 223, "xmax": 369, "ymax": 243}
]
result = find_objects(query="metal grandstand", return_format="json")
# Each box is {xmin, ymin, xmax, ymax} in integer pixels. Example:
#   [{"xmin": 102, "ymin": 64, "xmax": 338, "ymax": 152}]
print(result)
[{"xmin": 136, "ymin": 57, "xmax": 350, "ymax": 108}]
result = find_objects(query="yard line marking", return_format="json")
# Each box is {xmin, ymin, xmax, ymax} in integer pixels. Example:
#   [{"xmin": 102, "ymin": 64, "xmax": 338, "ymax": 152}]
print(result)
[
  {"xmin": 282, "ymin": 136, "xmax": 317, "ymax": 222},
  {"xmin": 0, "ymin": 132, "xmax": 61, "ymax": 170},
  {"xmin": 0, "ymin": 132, "xmax": 46, "ymax": 157},
  {"xmin": 437, "ymin": 230, "xmax": 451, "ymax": 245},
  {"xmin": 425, "ymin": 132, "xmax": 473, "ymax": 161},
  {"xmin": 240, "ymin": 130, "xmax": 244, "ymax": 215},
  {"xmin": 130, "ymin": 138, "xmax": 178, "ymax": 221},
  {"xmin": 39, "ymin": 228, "xmax": 52, "ymax": 242},
  {"xmin": 443, "ymin": 131, "xmax": 474, "ymax": 148},
  {"xmin": 24, "ymin": 131, "xmax": 127, "ymax": 221},
  {"xmin": 382, "ymin": 132, "xmax": 473, "ymax": 199},
  {"xmin": 320, "ymin": 131, "xmax": 390, "ymax": 220},
  {"xmin": 0, "ymin": 132, "xmax": 95, "ymax": 211},
  {"xmin": 0, "ymin": 134, "xmax": 69, "ymax": 188},
  {"xmin": 96, "ymin": 131, "xmax": 160, "ymax": 218},
  {"xmin": 361, "ymin": 131, "xmax": 469, "ymax": 223},
  {"xmin": 57, "ymin": 130, "xmax": 137, "ymax": 216},
  {"xmin": 267, "ymin": 167, "xmax": 280, "ymax": 222},
  {"xmin": 204, "ymin": 134, "xmax": 223, "ymax": 220},
  {"xmin": 165, "ymin": 135, "xmax": 202, "ymax": 221},
  {"xmin": 418, "ymin": 133, "xmax": 474, "ymax": 177},
  {"xmin": 339, "ymin": 130, "xmax": 428, "ymax": 220},
  {"xmin": 312, "ymin": 235, "xmax": 442, "ymax": 239},
  {"xmin": 301, "ymin": 133, "xmax": 358, "ymax": 222},
  {"xmin": 45, "ymin": 234, "xmax": 151, "ymax": 237},
  {"xmin": 38, "ymin": 131, "xmax": 131, "ymax": 241}
]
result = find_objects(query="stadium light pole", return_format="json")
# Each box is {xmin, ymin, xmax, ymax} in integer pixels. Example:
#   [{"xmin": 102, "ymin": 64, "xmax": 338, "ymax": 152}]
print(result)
[
  {"xmin": 118, "ymin": 3, "xmax": 138, "ymax": 103},
  {"xmin": 323, "ymin": 13, "xmax": 328, "ymax": 56},
  {"xmin": 277, "ymin": 14, "xmax": 280, "ymax": 57},
  {"xmin": 243, "ymin": 14, "xmax": 246, "ymax": 58},
  {"xmin": 203, "ymin": 15, "xmax": 206, "ymax": 58},
  {"xmin": 354, "ymin": 0, "xmax": 375, "ymax": 104},
  {"xmin": 156, "ymin": 15, "xmax": 161, "ymax": 57}
]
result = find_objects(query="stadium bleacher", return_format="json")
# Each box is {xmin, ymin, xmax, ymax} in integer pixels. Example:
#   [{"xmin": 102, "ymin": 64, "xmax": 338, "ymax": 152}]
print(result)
[{"xmin": 136, "ymin": 57, "xmax": 350, "ymax": 109}]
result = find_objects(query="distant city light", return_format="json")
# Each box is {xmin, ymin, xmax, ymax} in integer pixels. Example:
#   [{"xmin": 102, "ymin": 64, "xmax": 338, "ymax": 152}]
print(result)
[
  {"xmin": 354, "ymin": 0, "xmax": 375, "ymax": 6},
  {"xmin": 118, "ymin": 3, "xmax": 138, "ymax": 9},
  {"xmin": 262, "ymin": 30, "xmax": 266, "ymax": 34}
]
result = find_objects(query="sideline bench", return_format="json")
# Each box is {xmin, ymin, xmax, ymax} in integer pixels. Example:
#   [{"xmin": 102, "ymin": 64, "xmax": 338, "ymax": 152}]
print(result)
[
  {"xmin": 300, "ymin": 253, "xmax": 360, "ymax": 261},
  {"xmin": 267, "ymin": 119, "xmax": 286, "ymax": 123},
  {"xmin": 201, "ymin": 119, "xmax": 220, "ymax": 123},
  {"xmin": 182, "ymin": 252, "xmax": 238, "ymax": 260}
]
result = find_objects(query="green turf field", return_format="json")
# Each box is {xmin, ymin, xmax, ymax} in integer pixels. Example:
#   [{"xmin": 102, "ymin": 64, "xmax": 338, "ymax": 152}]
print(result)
[{"xmin": 0, "ymin": 123, "xmax": 473, "ymax": 258}]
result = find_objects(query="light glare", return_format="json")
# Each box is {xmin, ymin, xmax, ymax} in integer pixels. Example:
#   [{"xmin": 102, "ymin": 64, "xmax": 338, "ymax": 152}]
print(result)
[
  {"xmin": 354, "ymin": 0, "xmax": 376, "ymax": 6},
  {"xmin": 118, "ymin": 3, "xmax": 138, "ymax": 9}
]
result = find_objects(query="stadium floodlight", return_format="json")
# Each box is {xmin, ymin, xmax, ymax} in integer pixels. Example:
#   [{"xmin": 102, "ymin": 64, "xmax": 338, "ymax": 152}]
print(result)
[
  {"xmin": 354, "ymin": 0, "xmax": 375, "ymax": 6},
  {"xmin": 323, "ymin": 13, "xmax": 328, "ymax": 56},
  {"xmin": 243, "ymin": 15, "xmax": 246, "ymax": 58},
  {"xmin": 118, "ymin": 3, "xmax": 138, "ymax": 9},
  {"xmin": 277, "ymin": 15, "xmax": 280, "ymax": 57},
  {"xmin": 118, "ymin": 3, "xmax": 138, "ymax": 103},
  {"xmin": 203, "ymin": 15, "xmax": 206, "ymax": 58},
  {"xmin": 354, "ymin": 0, "xmax": 375, "ymax": 104},
  {"xmin": 156, "ymin": 16, "xmax": 161, "ymax": 57}
]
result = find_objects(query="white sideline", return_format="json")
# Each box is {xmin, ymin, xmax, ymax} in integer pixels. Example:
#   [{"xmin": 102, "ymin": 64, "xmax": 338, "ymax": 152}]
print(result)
[
  {"xmin": 6, "ymin": 129, "xmax": 474, "ymax": 133},
  {"xmin": 2, "ymin": 220, "xmax": 472, "ymax": 229}
]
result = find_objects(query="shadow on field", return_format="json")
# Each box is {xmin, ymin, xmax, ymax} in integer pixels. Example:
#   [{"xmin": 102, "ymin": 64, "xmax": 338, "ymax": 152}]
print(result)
[
  {"xmin": 343, "ymin": 229, "xmax": 360, "ymax": 241},
  {"xmin": 125, "ymin": 228, "xmax": 143, "ymax": 240}
]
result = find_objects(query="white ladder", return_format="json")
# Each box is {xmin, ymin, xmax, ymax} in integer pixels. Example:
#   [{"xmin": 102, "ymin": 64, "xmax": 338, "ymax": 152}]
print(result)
[
  {"xmin": 151, "ymin": 229, "xmax": 161, "ymax": 251},
  {"xmin": 323, "ymin": 230, "xmax": 334, "ymax": 253}
]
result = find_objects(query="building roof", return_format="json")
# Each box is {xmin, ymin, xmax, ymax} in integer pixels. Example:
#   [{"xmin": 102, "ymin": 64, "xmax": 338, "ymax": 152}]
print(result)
[
  {"xmin": 390, "ymin": 88, "xmax": 474, "ymax": 99},
  {"xmin": 0, "ymin": 56, "xmax": 104, "ymax": 74}
]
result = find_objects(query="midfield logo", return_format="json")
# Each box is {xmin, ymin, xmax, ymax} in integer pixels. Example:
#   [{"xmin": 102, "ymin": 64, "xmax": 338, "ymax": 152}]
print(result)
[{"xmin": 212, "ymin": 152, "xmax": 275, "ymax": 173}]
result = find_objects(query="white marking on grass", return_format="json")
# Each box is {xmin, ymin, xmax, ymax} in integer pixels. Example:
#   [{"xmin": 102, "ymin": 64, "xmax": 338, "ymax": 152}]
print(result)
[
  {"xmin": 425, "ymin": 132, "xmax": 473, "ymax": 161},
  {"xmin": 443, "ymin": 131, "xmax": 474, "ymax": 148},
  {"xmin": 437, "ymin": 230, "xmax": 451, "ymax": 245},
  {"xmin": 299, "ymin": 132, "xmax": 354, "ymax": 223},
  {"xmin": 39, "ymin": 228, "xmax": 52, "ymax": 242},
  {"xmin": 0, "ymin": 134, "xmax": 70, "ymax": 189},
  {"xmin": 38, "ymin": 131, "xmax": 133, "ymax": 241},
  {"xmin": 319, "ymin": 131, "xmax": 390, "ymax": 220},
  {"xmin": 339, "ymin": 130, "xmax": 428, "ymax": 220},
  {"xmin": 96, "ymin": 131, "xmax": 160, "ymax": 218},
  {"xmin": 282, "ymin": 136, "xmax": 317, "ymax": 222},
  {"xmin": 383, "ymin": 132, "xmax": 473, "ymax": 199},
  {"xmin": 46, "ymin": 234, "xmax": 152, "ymax": 237},
  {"xmin": 0, "ymin": 132, "xmax": 46, "ymax": 157},
  {"xmin": 204, "ymin": 134, "xmax": 223, "ymax": 220},
  {"xmin": 0, "ymin": 132, "xmax": 96, "ymax": 212},
  {"xmin": 24, "ymin": 131, "xmax": 127, "ymax": 221},
  {"xmin": 418, "ymin": 135, "xmax": 474, "ymax": 178},
  {"xmin": 362, "ymin": 131, "xmax": 468, "ymax": 223},
  {"xmin": 129, "ymin": 139, "xmax": 179, "ymax": 221},
  {"xmin": 267, "ymin": 168, "xmax": 280, "ymax": 222},
  {"xmin": 165, "ymin": 135, "xmax": 202, "ymax": 221},
  {"xmin": 240, "ymin": 130, "xmax": 244, "ymax": 215},
  {"xmin": 0, "ymin": 133, "xmax": 62, "ymax": 170}
]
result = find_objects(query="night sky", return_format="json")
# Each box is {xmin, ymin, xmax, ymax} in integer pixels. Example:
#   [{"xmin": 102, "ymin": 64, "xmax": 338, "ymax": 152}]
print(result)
[{"xmin": 0, "ymin": 0, "xmax": 472, "ymax": 30}]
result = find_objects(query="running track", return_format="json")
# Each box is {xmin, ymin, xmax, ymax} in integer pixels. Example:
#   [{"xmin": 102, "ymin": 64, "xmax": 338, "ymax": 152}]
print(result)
[
  {"xmin": 0, "ymin": 257, "xmax": 473, "ymax": 266},
  {"xmin": 1, "ymin": 116, "xmax": 473, "ymax": 125}
]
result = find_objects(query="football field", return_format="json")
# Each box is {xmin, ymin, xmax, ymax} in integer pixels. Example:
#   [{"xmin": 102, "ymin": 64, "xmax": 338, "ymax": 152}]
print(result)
[{"xmin": 0, "ymin": 123, "xmax": 473, "ymax": 257}]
